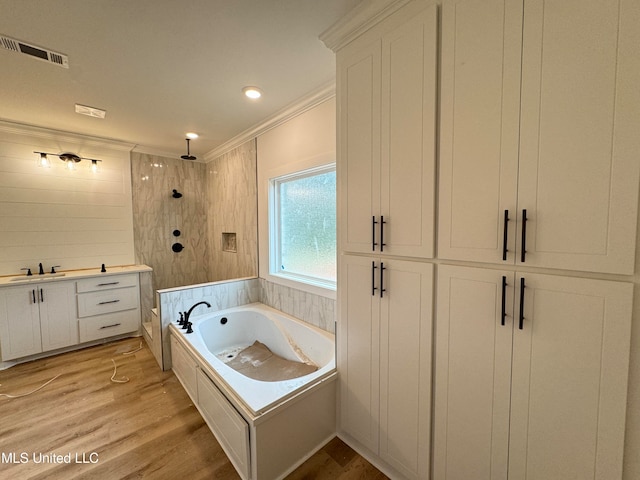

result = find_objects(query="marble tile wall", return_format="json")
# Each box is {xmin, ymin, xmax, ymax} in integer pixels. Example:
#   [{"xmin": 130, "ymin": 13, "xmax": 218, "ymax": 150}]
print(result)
[
  {"xmin": 131, "ymin": 153, "xmax": 211, "ymax": 293},
  {"xmin": 207, "ymin": 140, "xmax": 258, "ymax": 281},
  {"xmin": 259, "ymin": 279, "xmax": 336, "ymax": 334}
]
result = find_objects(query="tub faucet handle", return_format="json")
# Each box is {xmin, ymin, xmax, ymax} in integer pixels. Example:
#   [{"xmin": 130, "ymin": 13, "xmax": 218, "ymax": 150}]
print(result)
[
  {"xmin": 178, "ymin": 312, "xmax": 184, "ymax": 325},
  {"xmin": 186, "ymin": 322, "xmax": 193, "ymax": 334}
]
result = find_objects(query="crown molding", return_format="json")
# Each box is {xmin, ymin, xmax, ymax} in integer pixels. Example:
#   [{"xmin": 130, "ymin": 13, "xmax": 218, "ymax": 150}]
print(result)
[
  {"xmin": 0, "ymin": 119, "xmax": 135, "ymax": 151},
  {"xmin": 203, "ymin": 81, "xmax": 336, "ymax": 162},
  {"xmin": 319, "ymin": 0, "xmax": 413, "ymax": 52}
]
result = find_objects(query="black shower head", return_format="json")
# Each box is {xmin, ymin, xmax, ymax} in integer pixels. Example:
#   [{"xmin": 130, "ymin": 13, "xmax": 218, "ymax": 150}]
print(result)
[{"xmin": 180, "ymin": 138, "xmax": 197, "ymax": 160}]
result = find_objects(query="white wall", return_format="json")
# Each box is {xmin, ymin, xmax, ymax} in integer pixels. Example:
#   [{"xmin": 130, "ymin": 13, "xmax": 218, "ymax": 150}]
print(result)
[
  {"xmin": 256, "ymin": 97, "xmax": 336, "ymax": 298},
  {"xmin": 0, "ymin": 121, "xmax": 135, "ymax": 275}
]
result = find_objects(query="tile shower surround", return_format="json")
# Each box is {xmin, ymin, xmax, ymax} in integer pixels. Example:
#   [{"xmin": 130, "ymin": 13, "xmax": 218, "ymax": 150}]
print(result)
[
  {"xmin": 131, "ymin": 153, "xmax": 211, "ymax": 290},
  {"xmin": 159, "ymin": 278, "xmax": 335, "ymax": 334},
  {"xmin": 131, "ymin": 140, "xmax": 258, "ymax": 293}
]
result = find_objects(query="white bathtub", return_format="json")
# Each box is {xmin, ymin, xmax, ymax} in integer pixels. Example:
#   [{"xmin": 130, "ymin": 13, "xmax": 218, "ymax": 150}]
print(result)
[
  {"xmin": 171, "ymin": 302, "xmax": 335, "ymax": 415},
  {"xmin": 169, "ymin": 303, "xmax": 336, "ymax": 479}
]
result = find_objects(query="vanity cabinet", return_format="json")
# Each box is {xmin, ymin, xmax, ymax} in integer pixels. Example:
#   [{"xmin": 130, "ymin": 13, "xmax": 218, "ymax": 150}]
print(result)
[
  {"xmin": 0, "ymin": 281, "xmax": 77, "ymax": 361},
  {"xmin": 337, "ymin": 1, "xmax": 437, "ymax": 259},
  {"xmin": 434, "ymin": 265, "xmax": 633, "ymax": 480},
  {"xmin": 76, "ymin": 273, "xmax": 141, "ymax": 343},
  {"xmin": 437, "ymin": 0, "xmax": 640, "ymax": 274},
  {"xmin": 339, "ymin": 255, "xmax": 432, "ymax": 479},
  {"xmin": 0, "ymin": 267, "xmax": 149, "ymax": 363}
]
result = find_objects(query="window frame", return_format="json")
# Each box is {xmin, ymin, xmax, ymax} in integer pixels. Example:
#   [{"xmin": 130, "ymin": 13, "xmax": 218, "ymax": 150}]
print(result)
[{"xmin": 268, "ymin": 163, "xmax": 337, "ymax": 292}]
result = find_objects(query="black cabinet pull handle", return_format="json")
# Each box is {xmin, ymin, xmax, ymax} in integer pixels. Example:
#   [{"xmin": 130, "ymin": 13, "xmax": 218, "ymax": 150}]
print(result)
[
  {"xmin": 98, "ymin": 299, "xmax": 120, "ymax": 305},
  {"xmin": 99, "ymin": 323, "xmax": 122, "ymax": 330},
  {"xmin": 502, "ymin": 210, "xmax": 509, "ymax": 261},
  {"xmin": 521, "ymin": 209, "xmax": 527, "ymax": 263},
  {"xmin": 32, "ymin": 289, "xmax": 36, "ymax": 304},
  {"xmin": 519, "ymin": 277, "xmax": 525, "ymax": 330},
  {"xmin": 40, "ymin": 288, "xmax": 43, "ymax": 303},
  {"xmin": 380, "ymin": 262, "xmax": 386, "ymax": 298},
  {"xmin": 501, "ymin": 276, "xmax": 507, "ymax": 326},
  {"xmin": 97, "ymin": 281, "xmax": 120, "ymax": 287},
  {"xmin": 371, "ymin": 261, "xmax": 378, "ymax": 296},
  {"xmin": 380, "ymin": 216, "xmax": 386, "ymax": 252},
  {"xmin": 372, "ymin": 216, "xmax": 378, "ymax": 251}
]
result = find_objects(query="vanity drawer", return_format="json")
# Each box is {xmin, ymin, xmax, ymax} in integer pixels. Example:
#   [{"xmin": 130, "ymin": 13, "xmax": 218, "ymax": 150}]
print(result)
[
  {"xmin": 77, "ymin": 286, "xmax": 139, "ymax": 317},
  {"xmin": 78, "ymin": 310, "xmax": 139, "ymax": 343},
  {"xmin": 76, "ymin": 273, "xmax": 139, "ymax": 293}
]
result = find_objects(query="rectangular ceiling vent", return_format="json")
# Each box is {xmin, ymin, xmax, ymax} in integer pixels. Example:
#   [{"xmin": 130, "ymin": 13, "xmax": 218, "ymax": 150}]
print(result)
[{"xmin": 0, "ymin": 34, "xmax": 69, "ymax": 68}]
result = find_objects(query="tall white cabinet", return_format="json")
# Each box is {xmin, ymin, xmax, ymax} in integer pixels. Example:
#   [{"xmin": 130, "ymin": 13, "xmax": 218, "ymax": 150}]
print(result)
[
  {"xmin": 438, "ymin": 0, "xmax": 640, "ymax": 274},
  {"xmin": 339, "ymin": 255, "xmax": 432, "ymax": 478},
  {"xmin": 325, "ymin": 0, "xmax": 438, "ymax": 478},
  {"xmin": 337, "ymin": 0, "xmax": 437, "ymax": 259},
  {"xmin": 435, "ymin": 265, "xmax": 633, "ymax": 480},
  {"xmin": 324, "ymin": 0, "xmax": 638, "ymax": 478}
]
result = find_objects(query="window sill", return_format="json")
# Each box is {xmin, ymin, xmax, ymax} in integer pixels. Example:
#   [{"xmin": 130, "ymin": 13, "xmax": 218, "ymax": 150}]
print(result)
[{"xmin": 262, "ymin": 272, "xmax": 336, "ymax": 300}]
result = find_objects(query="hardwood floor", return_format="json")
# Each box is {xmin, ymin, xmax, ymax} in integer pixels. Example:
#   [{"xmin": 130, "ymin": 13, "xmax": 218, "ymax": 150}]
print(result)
[{"xmin": 0, "ymin": 338, "xmax": 387, "ymax": 479}]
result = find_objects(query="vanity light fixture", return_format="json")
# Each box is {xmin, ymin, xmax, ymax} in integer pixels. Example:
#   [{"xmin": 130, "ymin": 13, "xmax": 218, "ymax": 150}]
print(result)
[
  {"xmin": 242, "ymin": 86, "xmax": 262, "ymax": 99},
  {"xmin": 37, "ymin": 152, "xmax": 51, "ymax": 168},
  {"xmin": 34, "ymin": 151, "xmax": 102, "ymax": 171}
]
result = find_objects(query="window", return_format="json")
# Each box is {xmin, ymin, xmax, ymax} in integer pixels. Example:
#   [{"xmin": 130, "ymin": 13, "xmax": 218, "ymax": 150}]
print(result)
[{"xmin": 270, "ymin": 164, "xmax": 336, "ymax": 289}]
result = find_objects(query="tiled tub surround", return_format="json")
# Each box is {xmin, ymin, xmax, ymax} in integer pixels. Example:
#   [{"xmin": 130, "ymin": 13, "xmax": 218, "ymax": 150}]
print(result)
[{"xmin": 157, "ymin": 277, "xmax": 335, "ymax": 370}]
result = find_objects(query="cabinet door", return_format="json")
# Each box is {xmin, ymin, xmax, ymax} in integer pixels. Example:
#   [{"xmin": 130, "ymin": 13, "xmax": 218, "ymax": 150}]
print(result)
[
  {"xmin": 337, "ymin": 37, "xmax": 381, "ymax": 255},
  {"xmin": 379, "ymin": 259, "xmax": 433, "ymax": 479},
  {"xmin": 0, "ymin": 286, "xmax": 41, "ymax": 360},
  {"xmin": 434, "ymin": 265, "xmax": 513, "ymax": 480},
  {"xmin": 517, "ymin": 0, "xmax": 640, "ymax": 274},
  {"xmin": 379, "ymin": 4, "xmax": 437, "ymax": 259},
  {"xmin": 39, "ymin": 282, "xmax": 78, "ymax": 352},
  {"xmin": 438, "ymin": 0, "xmax": 522, "ymax": 263},
  {"xmin": 509, "ymin": 273, "xmax": 632, "ymax": 480},
  {"xmin": 338, "ymin": 254, "xmax": 380, "ymax": 453}
]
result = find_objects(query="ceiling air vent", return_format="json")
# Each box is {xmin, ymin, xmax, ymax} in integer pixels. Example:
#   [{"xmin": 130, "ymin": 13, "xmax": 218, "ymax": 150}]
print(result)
[{"xmin": 0, "ymin": 34, "xmax": 69, "ymax": 68}]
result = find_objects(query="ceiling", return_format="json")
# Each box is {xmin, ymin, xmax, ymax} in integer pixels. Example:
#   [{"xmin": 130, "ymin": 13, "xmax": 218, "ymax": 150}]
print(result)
[{"xmin": 0, "ymin": 0, "xmax": 359, "ymax": 159}]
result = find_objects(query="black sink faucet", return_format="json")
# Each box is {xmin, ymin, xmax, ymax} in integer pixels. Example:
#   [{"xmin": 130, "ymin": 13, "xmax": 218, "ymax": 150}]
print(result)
[
  {"xmin": 38, "ymin": 263, "xmax": 44, "ymax": 275},
  {"xmin": 183, "ymin": 301, "xmax": 211, "ymax": 324}
]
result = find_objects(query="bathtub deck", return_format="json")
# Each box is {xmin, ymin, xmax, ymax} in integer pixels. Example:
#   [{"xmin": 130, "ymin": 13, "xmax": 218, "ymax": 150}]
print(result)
[{"xmin": 0, "ymin": 337, "xmax": 386, "ymax": 480}]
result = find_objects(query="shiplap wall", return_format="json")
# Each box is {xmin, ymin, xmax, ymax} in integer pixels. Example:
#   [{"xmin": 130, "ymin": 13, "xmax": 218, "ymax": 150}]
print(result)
[{"xmin": 0, "ymin": 122, "xmax": 135, "ymax": 276}]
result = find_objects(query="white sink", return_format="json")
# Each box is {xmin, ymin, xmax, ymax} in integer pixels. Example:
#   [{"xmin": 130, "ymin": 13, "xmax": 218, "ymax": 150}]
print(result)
[{"xmin": 9, "ymin": 273, "xmax": 66, "ymax": 282}]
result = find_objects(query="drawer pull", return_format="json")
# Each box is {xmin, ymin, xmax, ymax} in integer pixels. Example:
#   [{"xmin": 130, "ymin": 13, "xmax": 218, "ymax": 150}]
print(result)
[
  {"xmin": 97, "ymin": 281, "xmax": 120, "ymax": 286},
  {"xmin": 99, "ymin": 323, "xmax": 122, "ymax": 330},
  {"xmin": 98, "ymin": 299, "xmax": 120, "ymax": 305}
]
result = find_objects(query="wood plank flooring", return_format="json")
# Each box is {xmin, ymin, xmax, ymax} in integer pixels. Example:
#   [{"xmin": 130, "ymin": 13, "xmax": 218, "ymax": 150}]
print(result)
[{"xmin": 0, "ymin": 337, "xmax": 387, "ymax": 480}]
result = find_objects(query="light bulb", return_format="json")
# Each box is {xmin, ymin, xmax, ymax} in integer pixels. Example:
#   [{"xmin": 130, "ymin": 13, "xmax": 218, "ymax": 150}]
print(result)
[
  {"xmin": 91, "ymin": 160, "xmax": 100, "ymax": 173},
  {"xmin": 66, "ymin": 159, "xmax": 76, "ymax": 171},
  {"xmin": 38, "ymin": 153, "xmax": 51, "ymax": 168}
]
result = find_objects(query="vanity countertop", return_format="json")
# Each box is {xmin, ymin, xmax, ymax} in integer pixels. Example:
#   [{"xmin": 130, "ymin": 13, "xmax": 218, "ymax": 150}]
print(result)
[{"xmin": 0, "ymin": 264, "xmax": 152, "ymax": 286}]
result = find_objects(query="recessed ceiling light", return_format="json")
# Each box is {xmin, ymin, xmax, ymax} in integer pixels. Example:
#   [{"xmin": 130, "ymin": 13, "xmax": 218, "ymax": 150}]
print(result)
[
  {"xmin": 242, "ymin": 86, "xmax": 262, "ymax": 99},
  {"xmin": 186, "ymin": 132, "xmax": 199, "ymax": 139}
]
